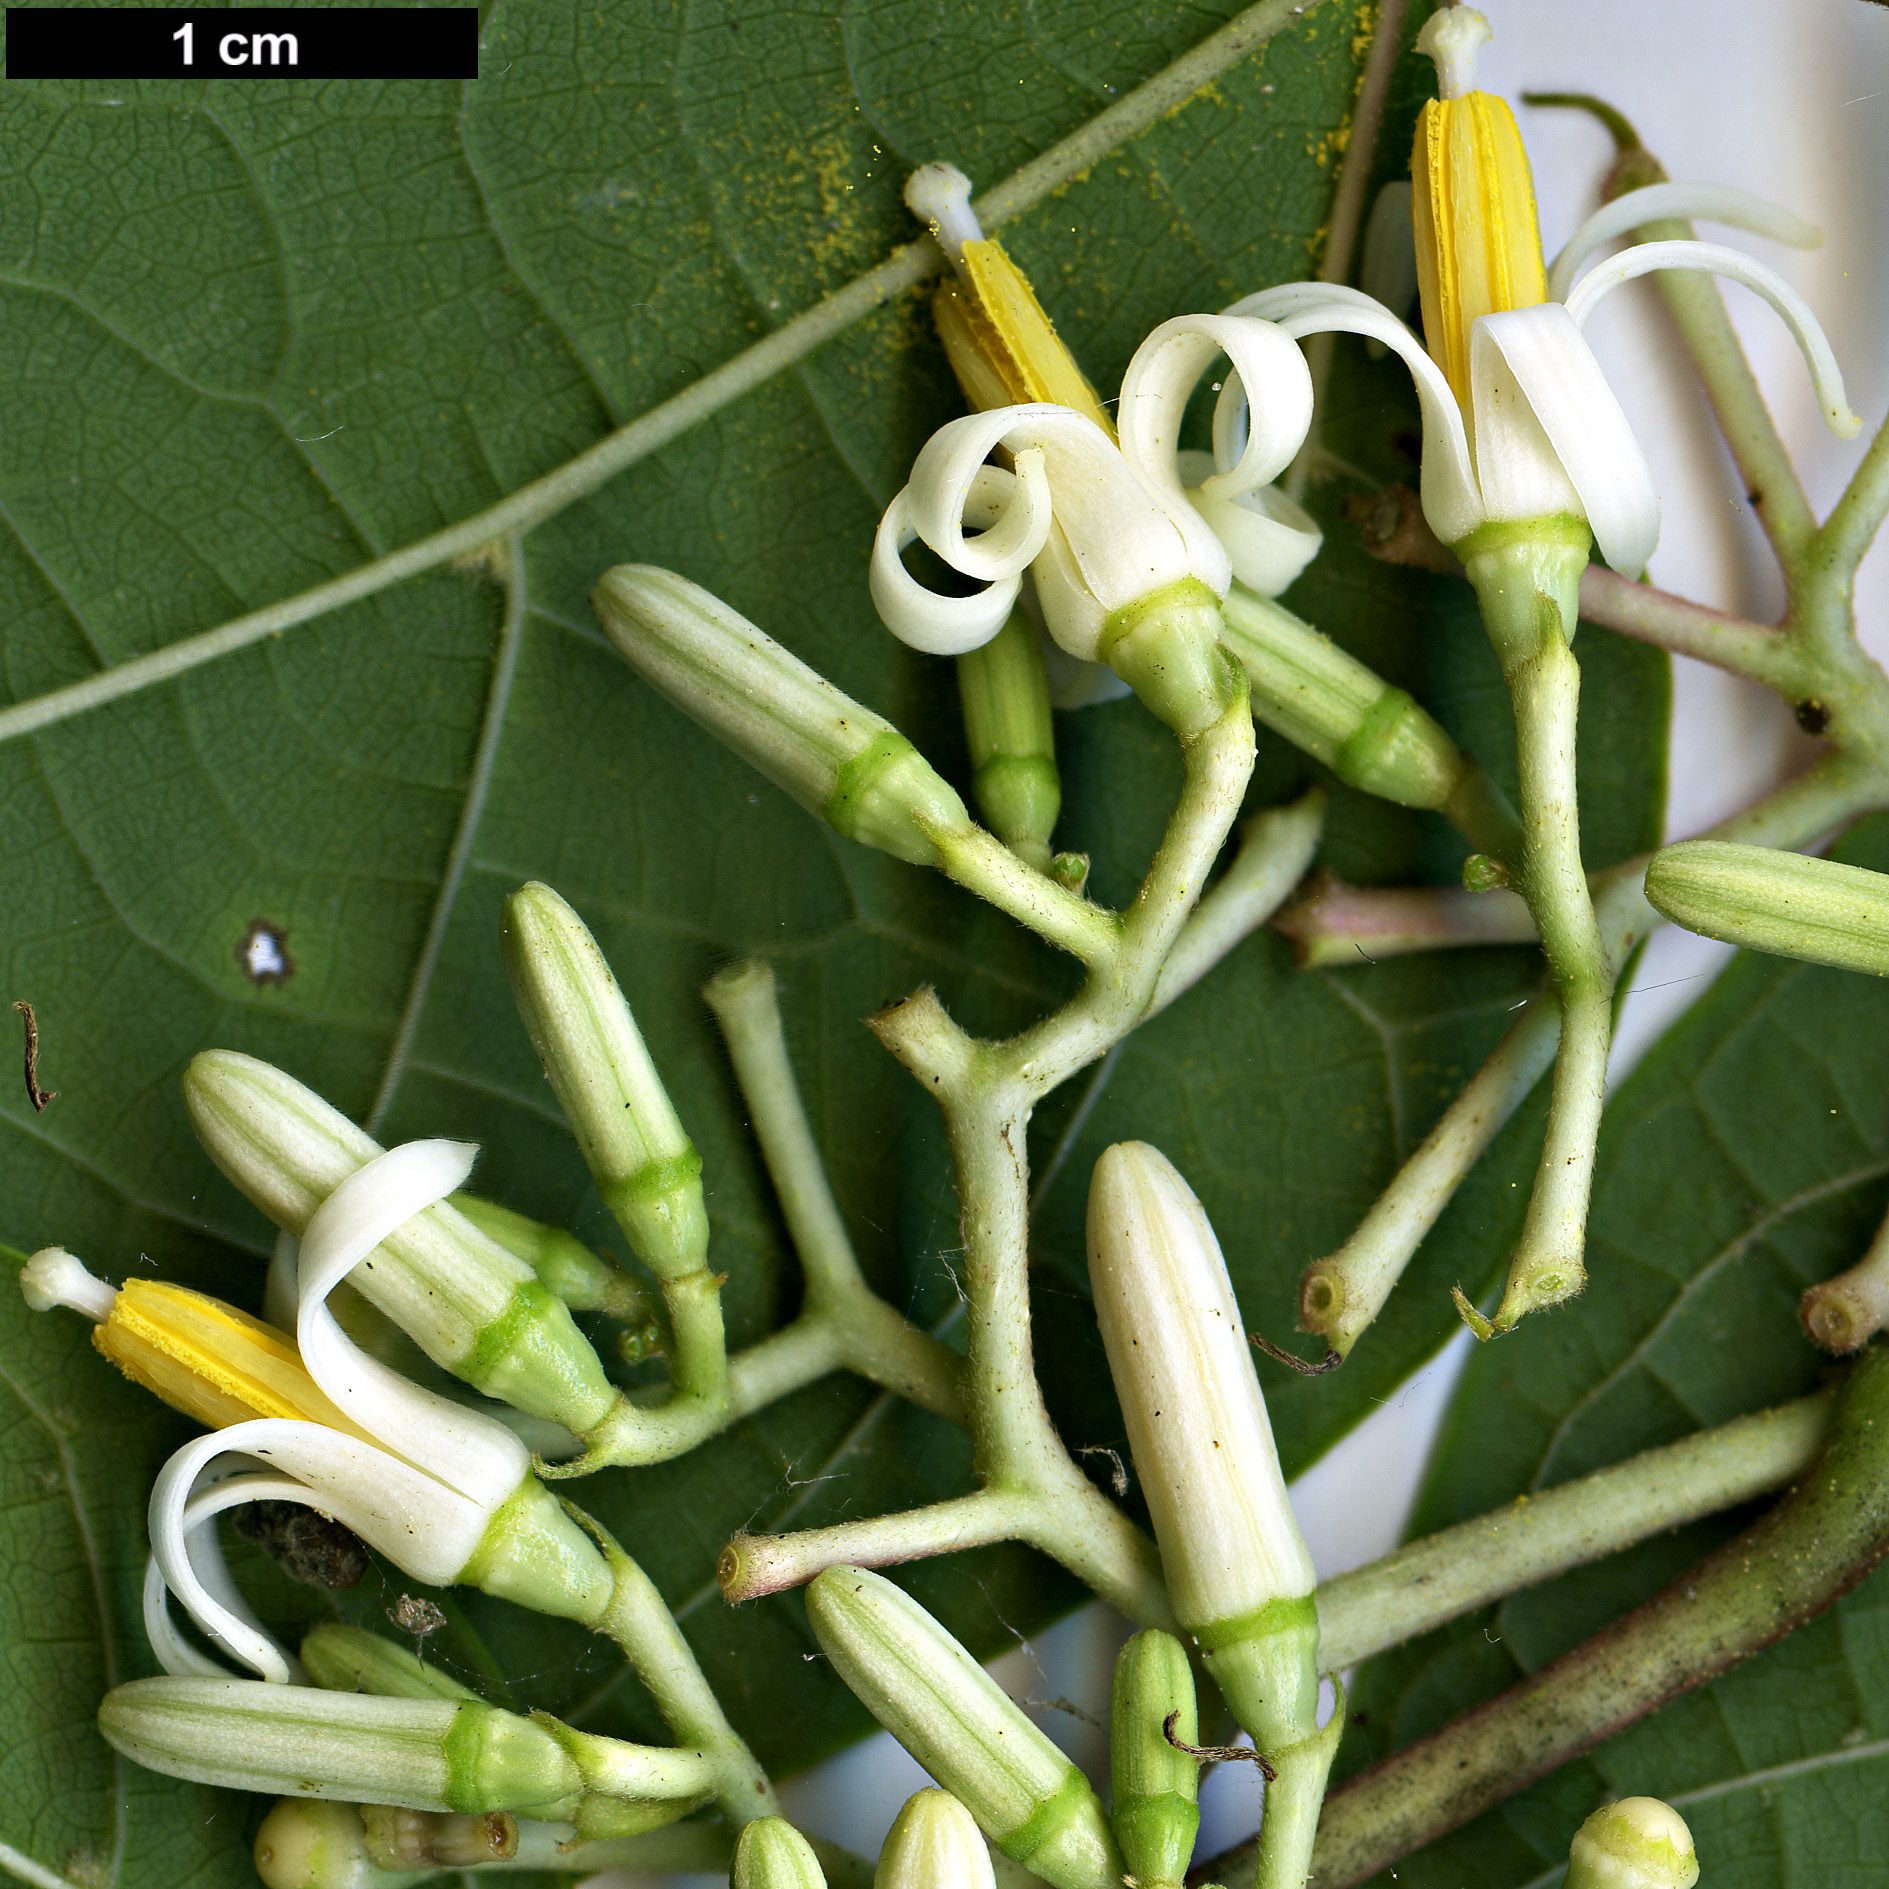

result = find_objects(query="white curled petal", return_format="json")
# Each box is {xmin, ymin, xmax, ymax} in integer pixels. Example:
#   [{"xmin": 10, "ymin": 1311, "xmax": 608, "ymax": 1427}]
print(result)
[
  {"xmin": 1119, "ymin": 315, "xmax": 1313, "ymax": 504},
  {"xmin": 151, "ymin": 1422, "xmax": 494, "ymax": 1668},
  {"xmin": 870, "ymin": 483, "xmax": 1022, "ymax": 656},
  {"xmin": 144, "ymin": 1552, "xmax": 233, "ymax": 1679},
  {"xmin": 905, "ymin": 408, "xmax": 1057, "ymax": 579},
  {"xmin": 1564, "ymin": 238, "xmax": 1861, "ymax": 438},
  {"xmin": 1010, "ymin": 407, "xmax": 1212, "ymax": 607},
  {"xmin": 297, "ymin": 1141, "xmax": 527, "ymax": 1506},
  {"xmin": 1030, "ymin": 522, "xmax": 1110, "ymax": 661},
  {"xmin": 1547, "ymin": 183, "xmax": 1820, "ymax": 302},
  {"xmin": 1471, "ymin": 305, "xmax": 1658, "ymax": 574},
  {"xmin": 144, "ymin": 1473, "xmax": 312, "ymax": 1681},
  {"xmin": 1176, "ymin": 451, "xmax": 1322, "ymax": 597},
  {"xmin": 1229, "ymin": 283, "xmax": 1486, "ymax": 546}
]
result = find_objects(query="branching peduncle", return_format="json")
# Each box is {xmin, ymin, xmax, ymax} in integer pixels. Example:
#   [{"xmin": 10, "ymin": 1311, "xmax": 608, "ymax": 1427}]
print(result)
[
  {"xmin": 721, "ymin": 679, "xmax": 1258, "ymax": 1622},
  {"xmin": 574, "ymin": 1506, "xmax": 782, "ymax": 1828}
]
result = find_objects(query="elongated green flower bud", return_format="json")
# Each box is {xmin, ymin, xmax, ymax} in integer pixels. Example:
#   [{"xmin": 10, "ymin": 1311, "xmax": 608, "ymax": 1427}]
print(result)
[
  {"xmin": 1646, "ymin": 839, "xmax": 1889, "ymax": 976},
  {"xmin": 360, "ymin": 1806, "xmax": 517, "ymax": 1871},
  {"xmin": 301, "ymin": 1624, "xmax": 480, "ymax": 1703},
  {"xmin": 99, "ymin": 1678, "xmax": 583, "ymax": 1815},
  {"xmin": 957, "ymin": 610, "xmax": 1060, "ymax": 869},
  {"xmin": 594, "ymin": 565, "xmax": 974, "ymax": 867},
  {"xmin": 502, "ymin": 882, "xmax": 709, "ymax": 1278},
  {"xmin": 1087, "ymin": 1142, "xmax": 1318, "ymax": 1750},
  {"xmin": 806, "ymin": 1567, "xmax": 1123, "ymax": 1889},
  {"xmin": 876, "ymin": 1790, "xmax": 995, "ymax": 1889},
  {"xmin": 450, "ymin": 1193, "xmax": 651, "ymax": 1320},
  {"xmin": 254, "ymin": 1800, "xmax": 419, "ymax": 1889},
  {"xmin": 734, "ymin": 1817, "xmax": 829, "ymax": 1889},
  {"xmin": 182, "ymin": 1050, "xmax": 616, "ymax": 1435},
  {"xmin": 1219, "ymin": 585, "xmax": 1518, "ymax": 856},
  {"xmin": 1110, "ymin": 1630, "xmax": 1200, "ymax": 1889},
  {"xmin": 1566, "ymin": 1797, "xmax": 1699, "ymax": 1889}
]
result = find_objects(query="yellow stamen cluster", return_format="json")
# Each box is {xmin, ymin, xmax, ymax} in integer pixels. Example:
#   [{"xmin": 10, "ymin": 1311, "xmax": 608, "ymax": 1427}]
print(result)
[
  {"xmin": 98, "ymin": 1279, "xmax": 371, "ymax": 1440},
  {"xmin": 906, "ymin": 160, "xmax": 1113, "ymax": 435},
  {"xmin": 1409, "ymin": 8, "xmax": 1549, "ymax": 414},
  {"xmin": 932, "ymin": 243, "xmax": 1115, "ymax": 435}
]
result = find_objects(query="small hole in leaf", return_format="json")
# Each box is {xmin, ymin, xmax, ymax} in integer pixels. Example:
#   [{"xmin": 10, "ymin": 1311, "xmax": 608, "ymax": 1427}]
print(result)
[{"xmin": 239, "ymin": 919, "xmax": 294, "ymax": 987}]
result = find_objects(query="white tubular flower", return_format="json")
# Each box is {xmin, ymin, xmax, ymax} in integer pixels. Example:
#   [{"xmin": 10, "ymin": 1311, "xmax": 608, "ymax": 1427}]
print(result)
[
  {"xmin": 144, "ymin": 1141, "xmax": 610, "ymax": 1683},
  {"xmin": 1196, "ymin": 7, "xmax": 1858, "ymax": 578}
]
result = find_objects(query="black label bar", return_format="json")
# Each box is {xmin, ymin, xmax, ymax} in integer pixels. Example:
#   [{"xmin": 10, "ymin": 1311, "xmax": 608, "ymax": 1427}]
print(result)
[{"xmin": 6, "ymin": 8, "xmax": 479, "ymax": 80}]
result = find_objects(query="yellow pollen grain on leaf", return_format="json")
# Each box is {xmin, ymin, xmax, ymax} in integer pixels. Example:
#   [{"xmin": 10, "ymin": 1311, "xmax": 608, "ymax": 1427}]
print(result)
[{"xmin": 96, "ymin": 1279, "xmax": 375, "ymax": 1440}]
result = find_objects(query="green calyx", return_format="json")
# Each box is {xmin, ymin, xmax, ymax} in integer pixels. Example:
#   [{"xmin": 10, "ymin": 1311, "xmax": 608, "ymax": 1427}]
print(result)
[
  {"xmin": 1194, "ymin": 1595, "xmax": 1321, "ymax": 1752},
  {"xmin": 601, "ymin": 1145, "xmax": 711, "ymax": 1279},
  {"xmin": 439, "ymin": 1701, "xmax": 583, "ymax": 1815},
  {"xmin": 457, "ymin": 1475, "xmax": 615, "ymax": 1627},
  {"xmin": 824, "ymin": 729, "xmax": 974, "ymax": 866},
  {"xmin": 998, "ymin": 1765, "xmax": 1125, "ymax": 1889},
  {"xmin": 1100, "ymin": 578, "xmax": 1238, "ymax": 737},
  {"xmin": 459, "ymin": 1276, "xmax": 618, "ymax": 1433}
]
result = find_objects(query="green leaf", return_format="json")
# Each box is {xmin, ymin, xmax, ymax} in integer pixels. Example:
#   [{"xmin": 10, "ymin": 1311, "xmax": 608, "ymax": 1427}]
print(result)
[
  {"xmin": 0, "ymin": 4, "xmax": 1670, "ymax": 1884},
  {"xmin": 1341, "ymin": 815, "xmax": 1889, "ymax": 1889}
]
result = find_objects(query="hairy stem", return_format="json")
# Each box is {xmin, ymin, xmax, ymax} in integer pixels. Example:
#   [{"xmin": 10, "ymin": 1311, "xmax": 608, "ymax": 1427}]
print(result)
[
  {"xmin": 1306, "ymin": 1349, "xmax": 1889, "ymax": 1887},
  {"xmin": 1462, "ymin": 523, "xmax": 1613, "ymax": 1333},
  {"xmin": 1315, "ymin": 1391, "xmax": 1830, "ymax": 1668},
  {"xmin": 579, "ymin": 1513, "xmax": 780, "ymax": 1827},
  {"xmin": 734, "ymin": 685, "xmax": 1257, "ymax": 1619},
  {"xmin": 1298, "ymin": 752, "xmax": 1885, "ymax": 1356},
  {"xmin": 704, "ymin": 958, "xmax": 966, "ymax": 1421}
]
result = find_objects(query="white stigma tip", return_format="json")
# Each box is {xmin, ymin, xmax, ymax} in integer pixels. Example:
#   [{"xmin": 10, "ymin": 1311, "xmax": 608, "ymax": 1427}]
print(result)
[
  {"xmin": 21, "ymin": 1247, "xmax": 118, "ymax": 1322},
  {"xmin": 905, "ymin": 162, "xmax": 983, "ymax": 265},
  {"xmin": 1416, "ymin": 6, "xmax": 1492, "ymax": 99}
]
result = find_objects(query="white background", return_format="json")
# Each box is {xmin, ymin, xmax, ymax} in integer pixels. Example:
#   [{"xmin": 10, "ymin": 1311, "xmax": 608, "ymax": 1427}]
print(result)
[{"xmin": 614, "ymin": 1, "xmax": 1889, "ymax": 1875}]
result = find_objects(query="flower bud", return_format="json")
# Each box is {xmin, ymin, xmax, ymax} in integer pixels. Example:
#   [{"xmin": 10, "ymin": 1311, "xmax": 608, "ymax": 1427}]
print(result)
[
  {"xmin": 99, "ymin": 1678, "xmax": 583, "ymax": 1816},
  {"xmin": 1566, "ymin": 1798, "xmax": 1699, "ymax": 1889},
  {"xmin": 734, "ymin": 1817, "xmax": 829, "ymax": 1889},
  {"xmin": 449, "ymin": 1193, "xmax": 651, "ymax": 1320},
  {"xmin": 1644, "ymin": 839, "xmax": 1889, "ymax": 977},
  {"xmin": 502, "ymin": 882, "xmax": 708, "ymax": 1278},
  {"xmin": 360, "ymin": 1806, "xmax": 517, "ymax": 1871},
  {"xmin": 1086, "ymin": 1143, "xmax": 1318, "ymax": 1750},
  {"xmin": 1219, "ymin": 585, "xmax": 1516, "ymax": 847},
  {"xmin": 956, "ymin": 610, "xmax": 1061, "ymax": 869},
  {"xmin": 183, "ymin": 1050, "xmax": 616, "ymax": 1434},
  {"xmin": 593, "ymin": 565, "xmax": 973, "ymax": 867},
  {"xmin": 253, "ymin": 1800, "xmax": 413, "ymax": 1889},
  {"xmin": 1110, "ymin": 1631, "xmax": 1200, "ymax": 1889},
  {"xmin": 300, "ymin": 1624, "xmax": 479, "ymax": 1703},
  {"xmin": 805, "ymin": 1567, "xmax": 1122, "ymax": 1889},
  {"xmin": 875, "ymin": 1790, "xmax": 995, "ymax": 1889}
]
